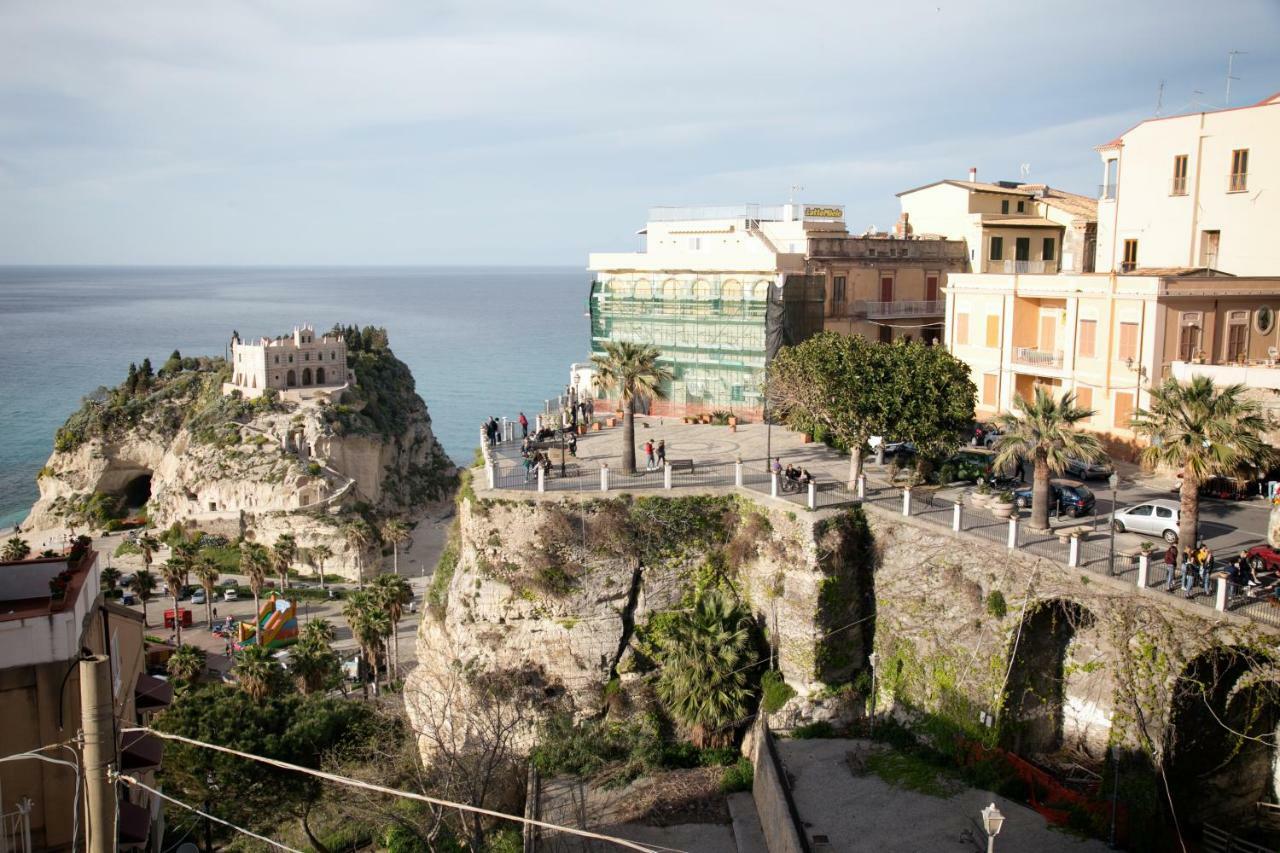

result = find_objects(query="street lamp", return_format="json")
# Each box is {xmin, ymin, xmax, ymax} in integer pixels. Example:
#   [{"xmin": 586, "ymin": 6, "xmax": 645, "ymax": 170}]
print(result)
[
  {"xmin": 1107, "ymin": 472, "xmax": 1120, "ymax": 576},
  {"xmin": 981, "ymin": 802, "xmax": 1006, "ymax": 853}
]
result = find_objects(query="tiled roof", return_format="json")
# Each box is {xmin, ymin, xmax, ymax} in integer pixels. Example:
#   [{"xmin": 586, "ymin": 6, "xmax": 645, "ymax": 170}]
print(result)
[
  {"xmin": 1123, "ymin": 267, "xmax": 1235, "ymax": 277},
  {"xmin": 897, "ymin": 179, "xmax": 1036, "ymax": 198}
]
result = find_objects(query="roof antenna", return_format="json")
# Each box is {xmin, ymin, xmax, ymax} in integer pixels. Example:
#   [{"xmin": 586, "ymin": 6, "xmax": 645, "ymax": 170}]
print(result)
[
  {"xmin": 1225, "ymin": 50, "xmax": 1246, "ymax": 106},
  {"xmin": 1155, "ymin": 79, "xmax": 1165, "ymax": 116}
]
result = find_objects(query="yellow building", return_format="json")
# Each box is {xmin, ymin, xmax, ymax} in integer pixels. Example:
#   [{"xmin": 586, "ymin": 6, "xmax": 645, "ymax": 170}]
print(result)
[{"xmin": 0, "ymin": 546, "xmax": 164, "ymax": 851}]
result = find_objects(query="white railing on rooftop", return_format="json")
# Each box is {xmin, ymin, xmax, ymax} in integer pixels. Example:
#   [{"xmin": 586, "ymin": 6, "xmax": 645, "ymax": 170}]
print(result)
[{"xmin": 855, "ymin": 299, "xmax": 945, "ymax": 319}]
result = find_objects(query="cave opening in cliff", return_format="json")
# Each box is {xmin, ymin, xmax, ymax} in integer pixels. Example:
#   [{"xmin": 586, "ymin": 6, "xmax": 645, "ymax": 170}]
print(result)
[
  {"xmin": 122, "ymin": 473, "xmax": 152, "ymax": 509},
  {"xmin": 1001, "ymin": 599, "xmax": 1095, "ymax": 757}
]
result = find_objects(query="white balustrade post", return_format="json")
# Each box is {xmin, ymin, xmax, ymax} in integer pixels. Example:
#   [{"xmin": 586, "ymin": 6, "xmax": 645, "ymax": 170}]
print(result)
[
  {"xmin": 1069, "ymin": 534, "xmax": 1081, "ymax": 568},
  {"xmin": 600, "ymin": 464, "xmax": 609, "ymax": 493},
  {"xmin": 1007, "ymin": 516, "xmax": 1018, "ymax": 549},
  {"xmin": 770, "ymin": 472, "xmax": 779, "ymax": 498},
  {"xmin": 664, "ymin": 464, "xmax": 673, "ymax": 490},
  {"xmin": 500, "ymin": 417, "xmax": 509, "ymax": 442},
  {"xmin": 537, "ymin": 465, "xmax": 545, "ymax": 493},
  {"xmin": 952, "ymin": 501, "xmax": 963, "ymax": 532},
  {"xmin": 808, "ymin": 481, "xmax": 817, "ymax": 510},
  {"xmin": 1215, "ymin": 577, "xmax": 1229, "ymax": 612},
  {"xmin": 1137, "ymin": 553, "xmax": 1149, "ymax": 587},
  {"xmin": 901, "ymin": 487, "xmax": 912, "ymax": 517},
  {"xmin": 485, "ymin": 461, "xmax": 495, "ymax": 490},
  {"xmin": 857, "ymin": 474, "xmax": 866, "ymax": 500},
  {"xmin": 734, "ymin": 459, "xmax": 744, "ymax": 488}
]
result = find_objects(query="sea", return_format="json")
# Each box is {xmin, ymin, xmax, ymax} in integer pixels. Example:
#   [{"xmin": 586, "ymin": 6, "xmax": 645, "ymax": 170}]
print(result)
[{"xmin": 0, "ymin": 266, "xmax": 588, "ymax": 528}]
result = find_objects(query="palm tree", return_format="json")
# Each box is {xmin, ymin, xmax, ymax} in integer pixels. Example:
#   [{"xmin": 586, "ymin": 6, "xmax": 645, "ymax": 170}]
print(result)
[
  {"xmin": 160, "ymin": 557, "xmax": 187, "ymax": 645},
  {"xmin": 654, "ymin": 588, "xmax": 754, "ymax": 748},
  {"xmin": 192, "ymin": 556, "xmax": 219, "ymax": 626},
  {"xmin": 590, "ymin": 341, "xmax": 673, "ymax": 474},
  {"xmin": 3, "ymin": 537, "xmax": 31, "ymax": 561},
  {"xmin": 380, "ymin": 519, "xmax": 410, "ymax": 575},
  {"xmin": 343, "ymin": 591, "xmax": 391, "ymax": 698},
  {"xmin": 292, "ymin": 623, "xmax": 339, "ymax": 695},
  {"xmin": 272, "ymin": 533, "xmax": 298, "ymax": 590},
  {"xmin": 1131, "ymin": 376, "xmax": 1270, "ymax": 547},
  {"xmin": 100, "ymin": 566, "xmax": 122, "ymax": 594},
  {"xmin": 993, "ymin": 388, "xmax": 1105, "ymax": 532},
  {"xmin": 309, "ymin": 543, "xmax": 333, "ymax": 590},
  {"xmin": 167, "ymin": 643, "xmax": 206, "ymax": 687},
  {"xmin": 301, "ymin": 617, "xmax": 336, "ymax": 646},
  {"xmin": 232, "ymin": 644, "xmax": 279, "ymax": 702},
  {"xmin": 137, "ymin": 534, "xmax": 158, "ymax": 576},
  {"xmin": 344, "ymin": 520, "xmax": 375, "ymax": 588},
  {"xmin": 371, "ymin": 573, "xmax": 413, "ymax": 681},
  {"xmin": 240, "ymin": 542, "xmax": 270, "ymax": 619},
  {"xmin": 131, "ymin": 569, "xmax": 157, "ymax": 627}
]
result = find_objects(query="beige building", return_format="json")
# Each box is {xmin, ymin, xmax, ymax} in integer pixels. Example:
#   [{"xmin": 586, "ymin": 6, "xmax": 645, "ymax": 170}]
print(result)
[
  {"xmin": 0, "ymin": 546, "xmax": 164, "ymax": 851},
  {"xmin": 1096, "ymin": 92, "xmax": 1280, "ymax": 276},
  {"xmin": 223, "ymin": 324, "xmax": 352, "ymax": 400},
  {"xmin": 897, "ymin": 171, "xmax": 1098, "ymax": 276}
]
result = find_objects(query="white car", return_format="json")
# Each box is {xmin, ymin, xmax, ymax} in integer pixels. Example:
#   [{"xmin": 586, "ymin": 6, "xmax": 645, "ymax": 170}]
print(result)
[
  {"xmin": 191, "ymin": 589, "xmax": 206, "ymax": 605},
  {"xmin": 223, "ymin": 588, "xmax": 239, "ymax": 602},
  {"xmin": 1112, "ymin": 499, "xmax": 1181, "ymax": 543}
]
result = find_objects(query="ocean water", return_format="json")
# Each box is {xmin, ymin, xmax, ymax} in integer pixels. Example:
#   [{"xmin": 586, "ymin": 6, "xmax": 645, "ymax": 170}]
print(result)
[{"xmin": 0, "ymin": 266, "xmax": 588, "ymax": 527}]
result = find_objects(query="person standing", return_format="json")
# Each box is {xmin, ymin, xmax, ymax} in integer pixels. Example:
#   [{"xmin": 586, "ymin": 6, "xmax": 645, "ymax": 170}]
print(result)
[
  {"xmin": 1181, "ymin": 545, "xmax": 1197, "ymax": 598},
  {"xmin": 656, "ymin": 440, "xmax": 666, "ymax": 467},
  {"xmin": 644, "ymin": 440, "xmax": 656, "ymax": 471},
  {"xmin": 1163, "ymin": 543, "xmax": 1178, "ymax": 592},
  {"xmin": 1197, "ymin": 541, "xmax": 1214, "ymax": 595},
  {"xmin": 518, "ymin": 411, "xmax": 528, "ymax": 438}
]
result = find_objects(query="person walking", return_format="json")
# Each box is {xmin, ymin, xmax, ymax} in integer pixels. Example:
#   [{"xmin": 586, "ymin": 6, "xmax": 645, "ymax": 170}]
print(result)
[
  {"xmin": 1163, "ymin": 543, "xmax": 1178, "ymax": 592},
  {"xmin": 644, "ymin": 440, "xmax": 656, "ymax": 471},
  {"xmin": 656, "ymin": 440, "xmax": 666, "ymax": 467},
  {"xmin": 518, "ymin": 411, "xmax": 528, "ymax": 438}
]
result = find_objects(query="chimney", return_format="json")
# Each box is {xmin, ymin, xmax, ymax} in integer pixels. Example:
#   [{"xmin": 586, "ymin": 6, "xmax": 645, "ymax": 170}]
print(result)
[
  {"xmin": 894, "ymin": 212, "xmax": 913, "ymax": 239},
  {"xmin": 968, "ymin": 167, "xmax": 977, "ymax": 183}
]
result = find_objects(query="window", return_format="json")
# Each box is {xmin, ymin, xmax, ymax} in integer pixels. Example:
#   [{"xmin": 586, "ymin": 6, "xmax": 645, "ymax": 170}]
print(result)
[
  {"xmin": 1114, "ymin": 391, "xmax": 1135, "ymax": 429},
  {"xmin": 1171, "ymin": 154, "xmax": 1189, "ymax": 195},
  {"xmin": 1121, "ymin": 239, "xmax": 1138, "ymax": 273},
  {"xmin": 1155, "ymin": 506, "xmax": 1174, "ymax": 520},
  {"xmin": 1230, "ymin": 149, "xmax": 1249, "ymax": 192},
  {"xmin": 925, "ymin": 274, "xmax": 939, "ymax": 302},
  {"xmin": 1001, "ymin": 200, "xmax": 1009, "ymax": 214},
  {"xmin": 1226, "ymin": 311, "xmax": 1249, "ymax": 362},
  {"xmin": 989, "ymin": 236, "xmax": 1004, "ymax": 261},
  {"xmin": 832, "ymin": 276, "xmax": 846, "ymax": 307},
  {"xmin": 1102, "ymin": 159, "xmax": 1118, "ymax": 199},
  {"xmin": 1015, "ymin": 237, "xmax": 1030, "ymax": 262},
  {"xmin": 1199, "ymin": 230, "xmax": 1220, "ymax": 268},
  {"xmin": 1042, "ymin": 237, "xmax": 1055, "ymax": 262},
  {"xmin": 985, "ymin": 315, "xmax": 1000, "ymax": 348},
  {"xmin": 1128, "ymin": 503, "xmax": 1153, "ymax": 517},
  {"xmin": 955, "ymin": 313, "xmax": 970, "ymax": 345},
  {"xmin": 1257, "ymin": 306, "xmax": 1275, "ymax": 336},
  {"xmin": 1077, "ymin": 319, "xmax": 1097, "ymax": 359},
  {"xmin": 982, "ymin": 374, "xmax": 998, "ymax": 406},
  {"xmin": 1178, "ymin": 314, "xmax": 1202, "ymax": 362},
  {"xmin": 288, "ymin": 354, "xmax": 294, "ymax": 363},
  {"xmin": 1118, "ymin": 321, "xmax": 1139, "ymax": 361},
  {"xmin": 879, "ymin": 275, "xmax": 894, "ymax": 303},
  {"xmin": 1075, "ymin": 386, "xmax": 1093, "ymax": 421},
  {"xmin": 274, "ymin": 355, "xmax": 279, "ymax": 365},
  {"xmin": 878, "ymin": 325, "xmax": 893, "ymax": 344},
  {"xmin": 688, "ymin": 237, "xmax": 702, "ymax": 250},
  {"xmin": 1016, "ymin": 200, "xmax": 1025, "ymax": 213}
]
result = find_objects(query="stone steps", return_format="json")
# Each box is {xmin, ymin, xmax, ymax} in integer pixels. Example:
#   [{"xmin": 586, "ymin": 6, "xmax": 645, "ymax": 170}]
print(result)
[{"xmin": 727, "ymin": 792, "xmax": 768, "ymax": 853}]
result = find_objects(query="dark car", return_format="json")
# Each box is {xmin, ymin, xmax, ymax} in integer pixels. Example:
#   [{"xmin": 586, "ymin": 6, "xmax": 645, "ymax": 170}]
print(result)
[
  {"xmin": 1013, "ymin": 480, "xmax": 1096, "ymax": 518},
  {"xmin": 1063, "ymin": 456, "xmax": 1114, "ymax": 480}
]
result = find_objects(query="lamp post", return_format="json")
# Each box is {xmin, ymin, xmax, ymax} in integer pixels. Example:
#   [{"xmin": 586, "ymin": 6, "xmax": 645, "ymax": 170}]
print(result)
[
  {"xmin": 1108, "ymin": 472, "xmax": 1120, "ymax": 576},
  {"xmin": 981, "ymin": 802, "xmax": 1005, "ymax": 853}
]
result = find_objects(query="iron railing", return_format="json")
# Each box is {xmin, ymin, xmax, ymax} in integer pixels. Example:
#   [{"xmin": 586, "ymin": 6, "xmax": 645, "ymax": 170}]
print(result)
[
  {"xmin": 1012, "ymin": 347, "xmax": 1064, "ymax": 368},
  {"xmin": 854, "ymin": 299, "xmax": 945, "ymax": 319}
]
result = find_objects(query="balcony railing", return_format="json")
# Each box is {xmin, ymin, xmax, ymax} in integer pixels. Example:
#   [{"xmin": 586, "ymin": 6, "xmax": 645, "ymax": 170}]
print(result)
[
  {"xmin": 1000, "ymin": 259, "xmax": 1049, "ymax": 274},
  {"xmin": 1228, "ymin": 172, "xmax": 1248, "ymax": 193},
  {"xmin": 854, "ymin": 299, "xmax": 945, "ymax": 319},
  {"xmin": 1099, "ymin": 183, "xmax": 1117, "ymax": 200},
  {"xmin": 1170, "ymin": 177, "xmax": 1188, "ymax": 196},
  {"xmin": 1013, "ymin": 347, "xmax": 1064, "ymax": 368}
]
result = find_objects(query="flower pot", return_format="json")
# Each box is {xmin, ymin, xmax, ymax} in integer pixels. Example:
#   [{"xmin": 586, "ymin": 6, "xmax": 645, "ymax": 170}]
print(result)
[
  {"xmin": 591, "ymin": 422, "xmax": 602, "ymax": 432},
  {"xmin": 802, "ymin": 434, "xmax": 814, "ymax": 444},
  {"xmin": 577, "ymin": 424, "xmax": 587, "ymax": 435},
  {"xmin": 990, "ymin": 501, "xmax": 1014, "ymax": 518},
  {"xmin": 606, "ymin": 417, "xmax": 616, "ymax": 428},
  {"xmin": 728, "ymin": 416, "xmax": 737, "ymax": 427},
  {"xmin": 700, "ymin": 415, "xmax": 712, "ymax": 425},
  {"xmin": 969, "ymin": 492, "xmax": 990, "ymax": 508}
]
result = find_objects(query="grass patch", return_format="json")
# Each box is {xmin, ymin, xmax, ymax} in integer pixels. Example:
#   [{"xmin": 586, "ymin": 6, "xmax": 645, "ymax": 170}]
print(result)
[
  {"xmin": 865, "ymin": 751, "xmax": 963, "ymax": 798},
  {"xmin": 720, "ymin": 758, "xmax": 754, "ymax": 793},
  {"xmin": 761, "ymin": 670, "xmax": 797, "ymax": 714},
  {"xmin": 790, "ymin": 721, "xmax": 836, "ymax": 739}
]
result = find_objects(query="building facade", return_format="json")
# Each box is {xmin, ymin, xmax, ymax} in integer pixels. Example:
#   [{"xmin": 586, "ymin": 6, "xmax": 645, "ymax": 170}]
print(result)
[
  {"xmin": 0, "ymin": 545, "xmax": 164, "ymax": 851},
  {"xmin": 1096, "ymin": 92, "xmax": 1280, "ymax": 276},
  {"xmin": 223, "ymin": 325, "xmax": 352, "ymax": 400}
]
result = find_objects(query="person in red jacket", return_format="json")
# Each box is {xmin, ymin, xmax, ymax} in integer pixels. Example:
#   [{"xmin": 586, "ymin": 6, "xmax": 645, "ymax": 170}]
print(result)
[{"xmin": 518, "ymin": 412, "xmax": 528, "ymax": 438}]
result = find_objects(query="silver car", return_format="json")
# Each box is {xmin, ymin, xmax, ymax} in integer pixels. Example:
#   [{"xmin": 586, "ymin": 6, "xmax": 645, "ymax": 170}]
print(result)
[
  {"xmin": 1064, "ymin": 456, "xmax": 1114, "ymax": 480},
  {"xmin": 1112, "ymin": 499, "xmax": 1180, "ymax": 543}
]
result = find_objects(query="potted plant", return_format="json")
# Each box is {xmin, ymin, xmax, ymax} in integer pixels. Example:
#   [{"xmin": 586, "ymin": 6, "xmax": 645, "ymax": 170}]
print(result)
[
  {"xmin": 969, "ymin": 481, "xmax": 992, "ymax": 508},
  {"xmin": 1140, "ymin": 541, "xmax": 1154, "ymax": 556},
  {"xmin": 990, "ymin": 490, "xmax": 1016, "ymax": 518},
  {"xmin": 801, "ymin": 433, "xmax": 814, "ymax": 444}
]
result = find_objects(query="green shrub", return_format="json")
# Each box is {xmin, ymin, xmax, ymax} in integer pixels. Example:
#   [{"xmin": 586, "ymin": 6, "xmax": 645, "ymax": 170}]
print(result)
[
  {"xmin": 761, "ymin": 669, "xmax": 797, "ymax": 714},
  {"xmin": 114, "ymin": 541, "xmax": 141, "ymax": 557},
  {"xmin": 307, "ymin": 462, "xmax": 323, "ymax": 476},
  {"xmin": 720, "ymin": 757, "xmax": 754, "ymax": 793},
  {"xmin": 985, "ymin": 590, "xmax": 1007, "ymax": 620},
  {"xmin": 790, "ymin": 721, "xmax": 836, "ymax": 739}
]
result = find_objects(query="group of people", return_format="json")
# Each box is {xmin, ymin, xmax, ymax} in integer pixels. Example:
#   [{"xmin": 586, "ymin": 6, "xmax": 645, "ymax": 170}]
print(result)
[
  {"xmin": 1160, "ymin": 541, "xmax": 1253, "ymax": 598},
  {"xmin": 771, "ymin": 458, "xmax": 814, "ymax": 488},
  {"xmin": 482, "ymin": 416, "xmax": 503, "ymax": 446},
  {"xmin": 643, "ymin": 439, "xmax": 666, "ymax": 470}
]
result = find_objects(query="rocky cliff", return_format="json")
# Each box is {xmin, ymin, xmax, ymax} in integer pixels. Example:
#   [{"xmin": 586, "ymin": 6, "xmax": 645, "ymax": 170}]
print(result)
[{"xmin": 24, "ymin": 332, "xmax": 454, "ymax": 574}]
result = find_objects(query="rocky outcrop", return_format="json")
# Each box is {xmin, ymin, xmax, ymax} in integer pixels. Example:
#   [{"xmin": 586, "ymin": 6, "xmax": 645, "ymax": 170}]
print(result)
[{"xmin": 24, "ymin": 338, "xmax": 454, "ymax": 576}]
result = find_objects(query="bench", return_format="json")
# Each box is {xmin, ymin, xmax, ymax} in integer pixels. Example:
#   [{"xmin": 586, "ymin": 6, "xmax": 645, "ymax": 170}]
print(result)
[
  {"xmin": 667, "ymin": 459, "xmax": 695, "ymax": 473},
  {"xmin": 1055, "ymin": 524, "xmax": 1093, "ymax": 543}
]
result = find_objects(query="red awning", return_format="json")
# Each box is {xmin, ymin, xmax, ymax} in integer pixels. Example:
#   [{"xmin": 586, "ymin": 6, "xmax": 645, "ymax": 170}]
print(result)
[
  {"xmin": 134, "ymin": 673, "xmax": 172, "ymax": 711},
  {"xmin": 121, "ymin": 730, "xmax": 162, "ymax": 770}
]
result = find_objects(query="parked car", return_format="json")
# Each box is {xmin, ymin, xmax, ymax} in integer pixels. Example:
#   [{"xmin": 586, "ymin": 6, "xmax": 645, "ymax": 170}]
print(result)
[
  {"xmin": 1012, "ymin": 480, "xmax": 1096, "ymax": 517},
  {"xmin": 1064, "ymin": 456, "xmax": 1114, "ymax": 480},
  {"xmin": 119, "ymin": 573, "xmax": 136, "ymax": 588},
  {"xmin": 942, "ymin": 447, "xmax": 1006, "ymax": 483},
  {"xmin": 882, "ymin": 440, "xmax": 917, "ymax": 458},
  {"xmin": 221, "ymin": 577, "xmax": 238, "ymax": 587},
  {"xmin": 121, "ymin": 591, "xmax": 137, "ymax": 606},
  {"xmin": 191, "ymin": 589, "xmax": 206, "ymax": 605},
  {"xmin": 1172, "ymin": 475, "xmax": 1257, "ymax": 501},
  {"xmin": 1245, "ymin": 544, "xmax": 1280, "ymax": 574},
  {"xmin": 223, "ymin": 588, "xmax": 239, "ymax": 602},
  {"xmin": 1112, "ymin": 499, "xmax": 1180, "ymax": 543}
]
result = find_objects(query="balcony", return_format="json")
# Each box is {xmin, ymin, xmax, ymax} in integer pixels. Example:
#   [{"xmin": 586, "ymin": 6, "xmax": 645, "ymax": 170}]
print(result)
[
  {"xmin": 853, "ymin": 299, "xmax": 944, "ymax": 319},
  {"xmin": 1099, "ymin": 183, "xmax": 1117, "ymax": 200},
  {"xmin": 1170, "ymin": 177, "xmax": 1188, "ymax": 196},
  {"xmin": 1228, "ymin": 173, "xmax": 1248, "ymax": 193},
  {"xmin": 999, "ymin": 259, "xmax": 1051, "ymax": 274},
  {"xmin": 1013, "ymin": 347, "xmax": 1064, "ymax": 368},
  {"xmin": 1171, "ymin": 360, "xmax": 1280, "ymax": 390}
]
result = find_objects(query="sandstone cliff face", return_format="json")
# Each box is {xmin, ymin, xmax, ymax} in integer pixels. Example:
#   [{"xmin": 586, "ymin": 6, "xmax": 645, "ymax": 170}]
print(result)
[{"xmin": 406, "ymin": 492, "xmax": 870, "ymax": 756}]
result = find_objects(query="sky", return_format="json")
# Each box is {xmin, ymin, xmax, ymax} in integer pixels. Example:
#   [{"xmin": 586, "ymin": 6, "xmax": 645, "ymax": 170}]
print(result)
[{"xmin": 1, "ymin": 0, "xmax": 1278, "ymax": 266}]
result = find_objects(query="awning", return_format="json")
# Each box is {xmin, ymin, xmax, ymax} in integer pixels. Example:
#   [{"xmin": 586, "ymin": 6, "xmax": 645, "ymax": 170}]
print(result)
[
  {"xmin": 118, "ymin": 799, "xmax": 151, "ymax": 845},
  {"xmin": 134, "ymin": 673, "xmax": 172, "ymax": 711},
  {"xmin": 121, "ymin": 730, "xmax": 162, "ymax": 770}
]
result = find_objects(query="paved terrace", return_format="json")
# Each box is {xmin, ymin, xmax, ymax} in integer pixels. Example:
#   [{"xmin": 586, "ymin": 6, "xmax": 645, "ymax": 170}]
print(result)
[{"xmin": 477, "ymin": 417, "xmax": 1280, "ymax": 631}]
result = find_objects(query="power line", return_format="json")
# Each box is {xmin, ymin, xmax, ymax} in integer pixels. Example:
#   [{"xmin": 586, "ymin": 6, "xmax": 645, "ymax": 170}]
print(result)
[
  {"xmin": 0, "ymin": 746, "xmax": 81, "ymax": 850},
  {"xmin": 121, "ymin": 728, "xmax": 678, "ymax": 853},
  {"xmin": 115, "ymin": 772, "xmax": 304, "ymax": 853}
]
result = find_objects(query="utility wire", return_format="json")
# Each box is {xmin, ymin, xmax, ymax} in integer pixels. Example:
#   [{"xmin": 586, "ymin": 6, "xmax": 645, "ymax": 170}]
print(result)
[
  {"xmin": 0, "ymin": 747, "xmax": 81, "ymax": 849},
  {"xmin": 120, "ymin": 728, "xmax": 676, "ymax": 853},
  {"xmin": 115, "ymin": 772, "xmax": 304, "ymax": 853}
]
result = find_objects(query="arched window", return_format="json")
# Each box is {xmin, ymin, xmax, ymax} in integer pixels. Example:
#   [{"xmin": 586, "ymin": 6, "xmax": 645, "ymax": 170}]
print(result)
[
  {"xmin": 302, "ymin": 368, "xmax": 313, "ymax": 386},
  {"xmin": 286, "ymin": 370, "xmax": 297, "ymax": 388},
  {"xmin": 722, "ymin": 280, "xmax": 743, "ymax": 316},
  {"xmin": 752, "ymin": 280, "xmax": 772, "ymax": 301},
  {"xmin": 633, "ymin": 279, "xmax": 652, "ymax": 300},
  {"xmin": 316, "ymin": 367, "xmax": 326, "ymax": 385}
]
